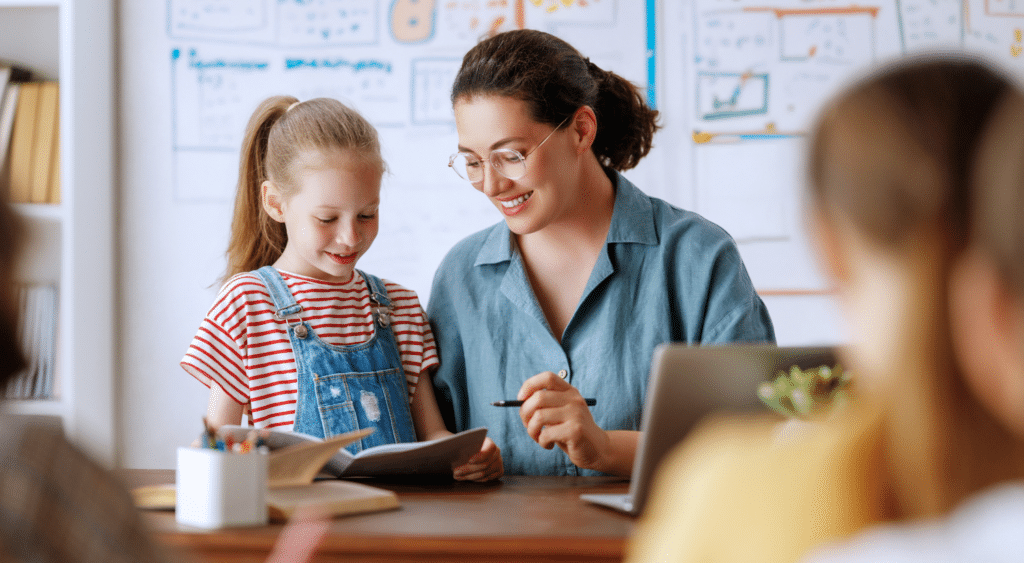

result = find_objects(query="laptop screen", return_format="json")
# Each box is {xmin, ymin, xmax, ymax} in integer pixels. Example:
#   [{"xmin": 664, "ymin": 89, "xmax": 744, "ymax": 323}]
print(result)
[{"xmin": 624, "ymin": 344, "xmax": 837, "ymax": 515}]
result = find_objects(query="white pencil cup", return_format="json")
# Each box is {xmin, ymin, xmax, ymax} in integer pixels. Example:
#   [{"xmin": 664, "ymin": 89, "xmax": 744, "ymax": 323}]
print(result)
[{"xmin": 176, "ymin": 446, "xmax": 269, "ymax": 529}]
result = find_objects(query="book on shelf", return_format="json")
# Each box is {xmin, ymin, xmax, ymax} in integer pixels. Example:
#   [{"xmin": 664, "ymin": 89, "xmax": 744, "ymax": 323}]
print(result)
[
  {"xmin": 0, "ymin": 84, "xmax": 22, "ymax": 184},
  {"xmin": 30, "ymin": 81, "xmax": 58, "ymax": 204},
  {"xmin": 6, "ymin": 81, "xmax": 38, "ymax": 204},
  {"xmin": 3, "ymin": 78, "xmax": 59, "ymax": 205},
  {"xmin": 0, "ymin": 62, "xmax": 31, "ymax": 177},
  {"xmin": 6, "ymin": 283, "xmax": 58, "ymax": 401},
  {"xmin": 219, "ymin": 425, "xmax": 489, "ymax": 478}
]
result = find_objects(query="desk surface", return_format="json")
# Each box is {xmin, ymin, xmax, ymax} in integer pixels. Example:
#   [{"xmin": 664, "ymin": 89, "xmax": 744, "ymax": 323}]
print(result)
[{"xmin": 125, "ymin": 469, "xmax": 634, "ymax": 563}]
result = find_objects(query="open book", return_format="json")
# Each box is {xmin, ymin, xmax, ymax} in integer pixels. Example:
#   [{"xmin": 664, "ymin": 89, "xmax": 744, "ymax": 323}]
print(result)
[{"xmin": 219, "ymin": 425, "xmax": 488, "ymax": 479}]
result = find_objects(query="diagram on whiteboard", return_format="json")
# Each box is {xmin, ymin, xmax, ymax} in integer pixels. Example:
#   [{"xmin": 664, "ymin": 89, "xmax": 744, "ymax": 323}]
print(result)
[
  {"xmin": 167, "ymin": 0, "xmax": 654, "ymax": 203},
  {"xmin": 691, "ymin": 0, "xmax": 1023, "ymax": 143},
  {"xmin": 684, "ymin": 0, "xmax": 1024, "ymax": 290}
]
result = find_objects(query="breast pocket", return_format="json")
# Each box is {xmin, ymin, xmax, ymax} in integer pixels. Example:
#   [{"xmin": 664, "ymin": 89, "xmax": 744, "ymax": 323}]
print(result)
[{"xmin": 314, "ymin": 368, "xmax": 416, "ymax": 453}]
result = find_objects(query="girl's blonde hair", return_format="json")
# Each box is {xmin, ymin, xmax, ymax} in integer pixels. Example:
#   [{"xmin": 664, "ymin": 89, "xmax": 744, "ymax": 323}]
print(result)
[
  {"xmin": 223, "ymin": 96, "xmax": 385, "ymax": 284},
  {"xmin": 808, "ymin": 55, "xmax": 1024, "ymax": 518}
]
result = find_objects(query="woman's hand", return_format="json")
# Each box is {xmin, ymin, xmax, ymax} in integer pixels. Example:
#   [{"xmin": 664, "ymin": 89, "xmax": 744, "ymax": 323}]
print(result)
[
  {"xmin": 452, "ymin": 437, "xmax": 503, "ymax": 481},
  {"xmin": 517, "ymin": 371, "xmax": 615, "ymax": 472}
]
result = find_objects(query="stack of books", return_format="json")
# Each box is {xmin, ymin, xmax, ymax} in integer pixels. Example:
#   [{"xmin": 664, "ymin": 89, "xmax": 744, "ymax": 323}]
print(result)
[
  {"xmin": 0, "ymin": 63, "xmax": 60, "ymax": 205},
  {"xmin": 6, "ymin": 283, "xmax": 59, "ymax": 400}
]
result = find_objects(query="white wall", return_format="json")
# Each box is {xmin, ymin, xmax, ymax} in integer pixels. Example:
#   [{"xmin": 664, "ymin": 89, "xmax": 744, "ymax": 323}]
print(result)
[{"xmin": 119, "ymin": 0, "xmax": 1022, "ymax": 469}]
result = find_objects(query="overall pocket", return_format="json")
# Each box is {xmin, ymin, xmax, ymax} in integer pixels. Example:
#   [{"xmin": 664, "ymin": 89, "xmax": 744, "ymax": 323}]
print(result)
[{"xmin": 314, "ymin": 368, "xmax": 416, "ymax": 453}]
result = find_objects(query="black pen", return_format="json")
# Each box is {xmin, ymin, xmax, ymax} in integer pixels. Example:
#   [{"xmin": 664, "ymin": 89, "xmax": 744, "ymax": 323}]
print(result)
[{"xmin": 491, "ymin": 398, "xmax": 597, "ymax": 407}]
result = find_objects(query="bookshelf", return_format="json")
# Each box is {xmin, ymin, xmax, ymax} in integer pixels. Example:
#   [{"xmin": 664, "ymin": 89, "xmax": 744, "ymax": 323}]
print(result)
[{"xmin": 0, "ymin": 0, "xmax": 115, "ymax": 465}]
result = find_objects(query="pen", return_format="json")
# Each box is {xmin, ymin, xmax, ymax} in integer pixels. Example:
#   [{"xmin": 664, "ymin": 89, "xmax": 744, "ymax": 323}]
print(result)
[{"xmin": 491, "ymin": 398, "xmax": 597, "ymax": 407}]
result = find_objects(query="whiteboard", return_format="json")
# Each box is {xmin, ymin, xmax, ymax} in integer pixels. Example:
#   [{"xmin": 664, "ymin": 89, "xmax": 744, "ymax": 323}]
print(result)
[{"xmin": 671, "ymin": 0, "xmax": 1024, "ymax": 292}]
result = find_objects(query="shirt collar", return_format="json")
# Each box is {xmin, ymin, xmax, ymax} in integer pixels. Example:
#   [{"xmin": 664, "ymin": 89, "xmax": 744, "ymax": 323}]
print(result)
[
  {"xmin": 606, "ymin": 170, "xmax": 657, "ymax": 245},
  {"xmin": 473, "ymin": 170, "xmax": 657, "ymax": 267}
]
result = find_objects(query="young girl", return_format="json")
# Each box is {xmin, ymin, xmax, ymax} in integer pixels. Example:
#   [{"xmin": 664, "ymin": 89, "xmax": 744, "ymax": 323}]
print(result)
[
  {"xmin": 626, "ymin": 55, "xmax": 1024, "ymax": 561},
  {"xmin": 181, "ymin": 96, "xmax": 502, "ymax": 481}
]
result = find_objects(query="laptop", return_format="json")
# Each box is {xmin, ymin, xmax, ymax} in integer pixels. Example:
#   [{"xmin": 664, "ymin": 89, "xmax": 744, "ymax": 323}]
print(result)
[{"xmin": 580, "ymin": 343, "xmax": 837, "ymax": 516}]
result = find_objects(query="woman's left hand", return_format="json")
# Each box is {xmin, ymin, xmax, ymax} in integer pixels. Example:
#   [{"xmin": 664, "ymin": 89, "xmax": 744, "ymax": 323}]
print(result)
[{"xmin": 517, "ymin": 371, "xmax": 612, "ymax": 472}]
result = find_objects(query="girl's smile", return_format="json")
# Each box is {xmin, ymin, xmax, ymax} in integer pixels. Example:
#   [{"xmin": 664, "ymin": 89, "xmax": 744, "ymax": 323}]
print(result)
[{"xmin": 327, "ymin": 252, "xmax": 359, "ymax": 265}]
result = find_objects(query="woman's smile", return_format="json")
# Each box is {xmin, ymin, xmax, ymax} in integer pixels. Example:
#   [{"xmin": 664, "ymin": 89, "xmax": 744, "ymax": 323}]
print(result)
[{"xmin": 498, "ymin": 191, "xmax": 533, "ymax": 215}]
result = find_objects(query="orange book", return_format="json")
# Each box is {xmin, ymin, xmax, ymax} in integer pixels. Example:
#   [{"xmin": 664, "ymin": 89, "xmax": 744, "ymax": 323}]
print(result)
[
  {"xmin": 7, "ymin": 82, "xmax": 40, "ymax": 204},
  {"xmin": 30, "ymin": 81, "xmax": 58, "ymax": 204}
]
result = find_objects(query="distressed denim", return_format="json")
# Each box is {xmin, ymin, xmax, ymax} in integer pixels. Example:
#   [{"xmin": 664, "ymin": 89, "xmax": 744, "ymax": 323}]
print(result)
[{"xmin": 256, "ymin": 266, "xmax": 416, "ymax": 453}]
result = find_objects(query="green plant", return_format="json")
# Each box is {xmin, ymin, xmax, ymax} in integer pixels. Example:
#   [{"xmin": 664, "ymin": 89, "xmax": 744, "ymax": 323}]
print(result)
[{"xmin": 757, "ymin": 364, "xmax": 852, "ymax": 419}]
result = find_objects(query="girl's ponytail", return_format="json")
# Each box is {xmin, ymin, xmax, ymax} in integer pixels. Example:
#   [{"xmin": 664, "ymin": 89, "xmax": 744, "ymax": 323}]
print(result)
[{"xmin": 223, "ymin": 95, "xmax": 296, "ymax": 285}]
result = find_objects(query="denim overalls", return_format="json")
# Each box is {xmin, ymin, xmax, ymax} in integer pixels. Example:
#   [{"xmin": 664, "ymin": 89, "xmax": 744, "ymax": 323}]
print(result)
[{"xmin": 254, "ymin": 266, "xmax": 417, "ymax": 453}]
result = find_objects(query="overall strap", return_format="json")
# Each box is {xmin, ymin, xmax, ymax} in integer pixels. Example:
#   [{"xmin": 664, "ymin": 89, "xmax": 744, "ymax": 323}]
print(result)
[
  {"xmin": 254, "ymin": 266, "xmax": 303, "ymax": 319},
  {"xmin": 358, "ymin": 270, "xmax": 393, "ymax": 328}
]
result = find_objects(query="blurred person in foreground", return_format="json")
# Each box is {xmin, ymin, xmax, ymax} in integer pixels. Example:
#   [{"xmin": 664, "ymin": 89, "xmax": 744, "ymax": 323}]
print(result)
[
  {"xmin": 0, "ymin": 198, "xmax": 169, "ymax": 562},
  {"xmin": 625, "ymin": 55, "xmax": 1024, "ymax": 562}
]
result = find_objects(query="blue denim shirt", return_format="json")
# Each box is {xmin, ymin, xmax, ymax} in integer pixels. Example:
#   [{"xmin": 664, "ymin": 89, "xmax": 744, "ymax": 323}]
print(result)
[{"xmin": 427, "ymin": 172, "xmax": 775, "ymax": 476}]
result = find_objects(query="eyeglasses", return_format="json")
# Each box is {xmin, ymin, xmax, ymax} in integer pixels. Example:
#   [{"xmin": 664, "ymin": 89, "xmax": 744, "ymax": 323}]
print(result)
[{"xmin": 448, "ymin": 116, "xmax": 570, "ymax": 184}]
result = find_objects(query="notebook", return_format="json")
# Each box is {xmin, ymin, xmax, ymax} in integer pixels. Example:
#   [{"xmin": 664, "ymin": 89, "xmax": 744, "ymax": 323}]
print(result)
[{"xmin": 580, "ymin": 343, "xmax": 837, "ymax": 516}]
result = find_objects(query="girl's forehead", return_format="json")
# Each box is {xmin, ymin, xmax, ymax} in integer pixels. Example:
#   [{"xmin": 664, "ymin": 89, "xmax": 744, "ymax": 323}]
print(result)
[{"xmin": 295, "ymin": 147, "xmax": 381, "ymax": 171}]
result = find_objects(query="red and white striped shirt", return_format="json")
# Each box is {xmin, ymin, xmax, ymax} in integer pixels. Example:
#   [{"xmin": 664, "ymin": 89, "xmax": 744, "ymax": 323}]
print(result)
[{"xmin": 181, "ymin": 269, "xmax": 439, "ymax": 430}]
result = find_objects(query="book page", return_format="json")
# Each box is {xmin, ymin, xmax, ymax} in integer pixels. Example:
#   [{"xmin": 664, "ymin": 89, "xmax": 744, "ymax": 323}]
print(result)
[
  {"xmin": 266, "ymin": 428, "xmax": 373, "ymax": 487},
  {"xmin": 336, "ymin": 427, "xmax": 487, "ymax": 477}
]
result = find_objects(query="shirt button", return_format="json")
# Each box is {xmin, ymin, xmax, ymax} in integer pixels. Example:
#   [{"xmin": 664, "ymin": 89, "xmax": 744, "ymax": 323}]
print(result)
[{"xmin": 557, "ymin": 369, "xmax": 568, "ymax": 379}]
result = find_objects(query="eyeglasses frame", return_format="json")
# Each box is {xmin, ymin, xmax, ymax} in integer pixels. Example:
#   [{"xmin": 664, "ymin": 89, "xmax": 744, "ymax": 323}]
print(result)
[{"xmin": 448, "ymin": 115, "xmax": 571, "ymax": 184}]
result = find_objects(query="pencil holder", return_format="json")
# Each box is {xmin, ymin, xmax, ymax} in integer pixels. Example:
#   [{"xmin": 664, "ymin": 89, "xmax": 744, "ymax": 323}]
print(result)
[{"xmin": 175, "ymin": 446, "xmax": 269, "ymax": 529}]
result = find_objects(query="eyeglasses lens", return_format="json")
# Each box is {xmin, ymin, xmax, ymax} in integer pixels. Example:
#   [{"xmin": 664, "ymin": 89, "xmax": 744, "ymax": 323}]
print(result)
[{"xmin": 450, "ymin": 150, "xmax": 526, "ymax": 183}]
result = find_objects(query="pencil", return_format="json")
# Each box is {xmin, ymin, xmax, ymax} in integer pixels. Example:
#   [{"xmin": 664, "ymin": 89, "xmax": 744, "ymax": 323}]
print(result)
[{"xmin": 491, "ymin": 398, "xmax": 597, "ymax": 407}]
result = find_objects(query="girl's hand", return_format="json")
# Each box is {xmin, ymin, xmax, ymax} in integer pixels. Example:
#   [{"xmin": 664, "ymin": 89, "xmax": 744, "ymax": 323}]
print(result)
[
  {"xmin": 452, "ymin": 437, "xmax": 503, "ymax": 482},
  {"xmin": 517, "ymin": 371, "xmax": 612, "ymax": 472}
]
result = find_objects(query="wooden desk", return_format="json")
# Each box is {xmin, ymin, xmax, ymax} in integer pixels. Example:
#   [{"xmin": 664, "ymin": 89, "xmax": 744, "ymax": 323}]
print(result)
[{"xmin": 125, "ymin": 469, "xmax": 634, "ymax": 563}]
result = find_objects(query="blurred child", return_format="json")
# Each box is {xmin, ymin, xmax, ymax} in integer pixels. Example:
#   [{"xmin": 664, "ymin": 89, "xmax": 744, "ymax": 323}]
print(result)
[
  {"xmin": 181, "ymin": 96, "xmax": 501, "ymax": 481},
  {"xmin": 625, "ymin": 55, "xmax": 1024, "ymax": 562},
  {"xmin": 0, "ymin": 191, "xmax": 169, "ymax": 561}
]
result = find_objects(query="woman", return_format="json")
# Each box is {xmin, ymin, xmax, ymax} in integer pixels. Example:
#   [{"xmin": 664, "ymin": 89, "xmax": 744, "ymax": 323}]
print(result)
[{"xmin": 427, "ymin": 29, "xmax": 775, "ymax": 477}]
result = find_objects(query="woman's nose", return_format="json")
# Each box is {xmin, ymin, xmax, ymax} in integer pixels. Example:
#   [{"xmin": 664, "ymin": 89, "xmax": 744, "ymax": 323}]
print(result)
[{"xmin": 479, "ymin": 163, "xmax": 507, "ymax": 196}]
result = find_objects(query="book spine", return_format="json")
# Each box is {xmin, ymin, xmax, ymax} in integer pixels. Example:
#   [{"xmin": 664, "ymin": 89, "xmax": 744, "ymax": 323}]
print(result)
[
  {"xmin": 7, "ymin": 82, "xmax": 40, "ymax": 204},
  {"xmin": 30, "ymin": 81, "xmax": 58, "ymax": 204}
]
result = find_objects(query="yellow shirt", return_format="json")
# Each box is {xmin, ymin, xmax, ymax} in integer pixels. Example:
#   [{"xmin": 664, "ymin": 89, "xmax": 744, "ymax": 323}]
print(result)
[{"xmin": 626, "ymin": 408, "xmax": 892, "ymax": 563}]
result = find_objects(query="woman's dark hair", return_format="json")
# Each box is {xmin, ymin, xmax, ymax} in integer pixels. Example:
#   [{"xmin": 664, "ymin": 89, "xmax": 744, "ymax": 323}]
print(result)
[{"xmin": 451, "ymin": 29, "xmax": 659, "ymax": 171}]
